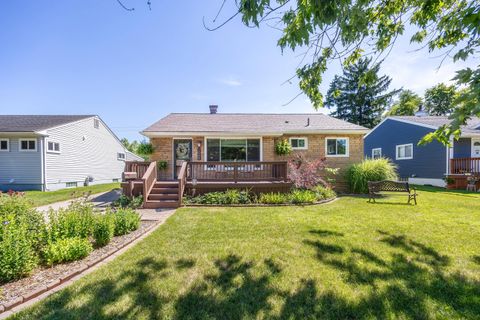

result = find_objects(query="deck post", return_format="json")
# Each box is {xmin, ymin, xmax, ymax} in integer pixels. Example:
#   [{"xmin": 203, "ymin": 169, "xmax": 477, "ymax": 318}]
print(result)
[{"xmin": 233, "ymin": 163, "xmax": 238, "ymax": 183}]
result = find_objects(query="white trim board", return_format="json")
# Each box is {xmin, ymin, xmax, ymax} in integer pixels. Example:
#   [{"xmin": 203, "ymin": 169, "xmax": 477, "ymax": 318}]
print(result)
[{"xmin": 364, "ymin": 117, "xmax": 438, "ymax": 139}]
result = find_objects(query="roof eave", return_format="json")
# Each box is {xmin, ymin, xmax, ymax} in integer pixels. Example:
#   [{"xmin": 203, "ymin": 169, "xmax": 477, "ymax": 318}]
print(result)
[
  {"xmin": 0, "ymin": 131, "xmax": 48, "ymax": 136},
  {"xmin": 141, "ymin": 129, "xmax": 368, "ymax": 138}
]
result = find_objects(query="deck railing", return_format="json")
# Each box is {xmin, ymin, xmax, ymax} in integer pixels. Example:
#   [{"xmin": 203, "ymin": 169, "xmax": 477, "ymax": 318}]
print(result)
[
  {"xmin": 177, "ymin": 162, "xmax": 188, "ymax": 206},
  {"xmin": 142, "ymin": 161, "xmax": 157, "ymax": 206},
  {"xmin": 450, "ymin": 157, "xmax": 480, "ymax": 174},
  {"xmin": 124, "ymin": 161, "xmax": 151, "ymax": 180},
  {"xmin": 187, "ymin": 161, "xmax": 288, "ymax": 183}
]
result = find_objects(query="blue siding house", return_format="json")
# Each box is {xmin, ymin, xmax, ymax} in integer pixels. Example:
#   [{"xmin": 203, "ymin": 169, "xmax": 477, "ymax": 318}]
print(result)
[{"xmin": 364, "ymin": 116, "xmax": 480, "ymax": 187}]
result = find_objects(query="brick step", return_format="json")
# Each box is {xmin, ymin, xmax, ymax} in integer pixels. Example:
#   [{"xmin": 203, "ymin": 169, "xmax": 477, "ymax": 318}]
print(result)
[
  {"xmin": 148, "ymin": 194, "xmax": 179, "ymax": 201},
  {"xmin": 143, "ymin": 200, "xmax": 179, "ymax": 209}
]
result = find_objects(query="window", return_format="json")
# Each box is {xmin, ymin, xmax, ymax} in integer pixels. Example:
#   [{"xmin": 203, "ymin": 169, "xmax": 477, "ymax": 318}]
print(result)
[
  {"xmin": 47, "ymin": 141, "xmax": 60, "ymax": 153},
  {"xmin": 206, "ymin": 138, "xmax": 261, "ymax": 162},
  {"xmin": 112, "ymin": 178, "xmax": 119, "ymax": 182},
  {"xmin": 0, "ymin": 139, "xmax": 9, "ymax": 151},
  {"xmin": 372, "ymin": 148, "xmax": 382, "ymax": 159},
  {"xmin": 19, "ymin": 139, "xmax": 37, "ymax": 151},
  {"xmin": 66, "ymin": 182, "xmax": 77, "ymax": 188},
  {"xmin": 94, "ymin": 119, "xmax": 100, "ymax": 129},
  {"xmin": 117, "ymin": 152, "xmax": 126, "ymax": 160},
  {"xmin": 396, "ymin": 143, "xmax": 413, "ymax": 160},
  {"xmin": 325, "ymin": 138, "xmax": 349, "ymax": 157},
  {"xmin": 289, "ymin": 137, "xmax": 308, "ymax": 150}
]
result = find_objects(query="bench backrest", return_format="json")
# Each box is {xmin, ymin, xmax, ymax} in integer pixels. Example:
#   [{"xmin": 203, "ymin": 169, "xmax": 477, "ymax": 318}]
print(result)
[{"xmin": 368, "ymin": 180, "xmax": 410, "ymax": 193}]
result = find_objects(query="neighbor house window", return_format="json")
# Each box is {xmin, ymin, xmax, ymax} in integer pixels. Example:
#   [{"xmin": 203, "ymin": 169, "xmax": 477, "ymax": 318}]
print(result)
[
  {"xmin": 66, "ymin": 182, "xmax": 77, "ymax": 188},
  {"xmin": 289, "ymin": 137, "xmax": 308, "ymax": 150},
  {"xmin": 47, "ymin": 141, "xmax": 60, "ymax": 153},
  {"xmin": 206, "ymin": 139, "xmax": 261, "ymax": 162},
  {"xmin": 372, "ymin": 148, "xmax": 382, "ymax": 159},
  {"xmin": 94, "ymin": 119, "xmax": 100, "ymax": 129},
  {"xmin": 19, "ymin": 139, "xmax": 37, "ymax": 151},
  {"xmin": 117, "ymin": 152, "xmax": 126, "ymax": 160},
  {"xmin": 396, "ymin": 143, "xmax": 413, "ymax": 160},
  {"xmin": 326, "ymin": 138, "xmax": 349, "ymax": 157},
  {"xmin": 0, "ymin": 139, "xmax": 9, "ymax": 151}
]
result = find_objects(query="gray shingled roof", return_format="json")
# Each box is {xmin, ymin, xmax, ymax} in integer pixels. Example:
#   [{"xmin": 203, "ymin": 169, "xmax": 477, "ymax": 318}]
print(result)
[
  {"xmin": 0, "ymin": 115, "xmax": 95, "ymax": 132},
  {"xmin": 390, "ymin": 116, "xmax": 480, "ymax": 135},
  {"xmin": 143, "ymin": 113, "xmax": 368, "ymax": 135}
]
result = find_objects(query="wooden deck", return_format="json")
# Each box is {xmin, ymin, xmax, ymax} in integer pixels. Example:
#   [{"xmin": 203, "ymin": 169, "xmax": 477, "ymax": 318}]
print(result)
[
  {"xmin": 122, "ymin": 161, "xmax": 290, "ymax": 208},
  {"xmin": 447, "ymin": 158, "xmax": 480, "ymax": 190}
]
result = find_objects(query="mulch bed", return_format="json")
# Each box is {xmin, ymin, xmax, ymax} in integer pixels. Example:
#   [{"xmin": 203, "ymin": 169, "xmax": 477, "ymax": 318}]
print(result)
[{"xmin": 0, "ymin": 220, "xmax": 157, "ymax": 313}]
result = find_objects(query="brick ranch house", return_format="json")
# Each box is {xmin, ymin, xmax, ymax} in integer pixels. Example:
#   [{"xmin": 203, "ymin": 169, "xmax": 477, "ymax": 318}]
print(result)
[{"xmin": 123, "ymin": 106, "xmax": 368, "ymax": 208}]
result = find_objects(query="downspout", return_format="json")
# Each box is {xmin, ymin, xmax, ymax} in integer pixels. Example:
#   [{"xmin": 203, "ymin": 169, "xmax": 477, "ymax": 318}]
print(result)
[{"xmin": 41, "ymin": 136, "xmax": 47, "ymax": 191}]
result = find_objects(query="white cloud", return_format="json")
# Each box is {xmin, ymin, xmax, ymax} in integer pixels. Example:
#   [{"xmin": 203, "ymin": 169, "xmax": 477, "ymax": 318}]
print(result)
[{"xmin": 218, "ymin": 76, "xmax": 242, "ymax": 87}]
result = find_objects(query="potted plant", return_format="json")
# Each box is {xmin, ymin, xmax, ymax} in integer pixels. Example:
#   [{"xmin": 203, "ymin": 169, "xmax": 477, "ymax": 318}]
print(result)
[{"xmin": 275, "ymin": 139, "xmax": 292, "ymax": 156}]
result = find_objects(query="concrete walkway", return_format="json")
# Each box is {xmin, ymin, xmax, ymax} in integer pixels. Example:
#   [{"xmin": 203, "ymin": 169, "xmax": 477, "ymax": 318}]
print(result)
[{"xmin": 36, "ymin": 189, "xmax": 122, "ymax": 212}]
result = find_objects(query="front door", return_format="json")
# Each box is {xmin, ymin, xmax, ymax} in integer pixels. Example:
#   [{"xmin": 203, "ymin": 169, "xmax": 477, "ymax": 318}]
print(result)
[
  {"xmin": 174, "ymin": 139, "xmax": 192, "ymax": 178},
  {"xmin": 472, "ymin": 139, "xmax": 480, "ymax": 157}
]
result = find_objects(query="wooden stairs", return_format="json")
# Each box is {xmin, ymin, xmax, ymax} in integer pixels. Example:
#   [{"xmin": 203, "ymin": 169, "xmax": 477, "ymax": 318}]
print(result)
[{"xmin": 143, "ymin": 181, "xmax": 180, "ymax": 209}]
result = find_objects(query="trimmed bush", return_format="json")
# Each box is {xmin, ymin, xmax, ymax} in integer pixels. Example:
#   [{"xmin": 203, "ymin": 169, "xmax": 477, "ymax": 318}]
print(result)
[
  {"xmin": 113, "ymin": 195, "xmax": 143, "ymax": 209},
  {"xmin": 43, "ymin": 238, "xmax": 93, "ymax": 266},
  {"xmin": 258, "ymin": 192, "xmax": 289, "ymax": 204},
  {"xmin": 289, "ymin": 189, "xmax": 317, "ymax": 204},
  {"xmin": 312, "ymin": 185, "xmax": 337, "ymax": 200},
  {"xmin": 114, "ymin": 208, "xmax": 140, "ymax": 236},
  {"xmin": 0, "ymin": 217, "xmax": 37, "ymax": 283},
  {"xmin": 346, "ymin": 158, "xmax": 398, "ymax": 193},
  {"xmin": 93, "ymin": 213, "xmax": 115, "ymax": 247}
]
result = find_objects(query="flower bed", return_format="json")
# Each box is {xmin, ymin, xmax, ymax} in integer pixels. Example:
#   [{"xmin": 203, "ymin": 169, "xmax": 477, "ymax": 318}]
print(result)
[
  {"xmin": 0, "ymin": 191, "xmax": 148, "ymax": 313},
  {"xmin": 183, "ymin": 186, "xmax": 336, "ymax": 206}
]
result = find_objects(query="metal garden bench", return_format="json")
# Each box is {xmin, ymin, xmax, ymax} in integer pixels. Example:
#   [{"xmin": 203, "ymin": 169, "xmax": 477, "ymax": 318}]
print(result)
[{"xmin": 367, "ymin": 180, "xmax": 418, "ymax": 205}]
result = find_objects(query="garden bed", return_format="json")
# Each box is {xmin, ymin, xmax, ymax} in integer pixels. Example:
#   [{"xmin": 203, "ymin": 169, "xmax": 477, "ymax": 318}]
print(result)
[
  {"xmin": 184, "ymin": 196, "xmax": 337, "ymax": 207},
  {"xmin": 0, "ymin": 220, "xmax": 157, "ymax": 313}
]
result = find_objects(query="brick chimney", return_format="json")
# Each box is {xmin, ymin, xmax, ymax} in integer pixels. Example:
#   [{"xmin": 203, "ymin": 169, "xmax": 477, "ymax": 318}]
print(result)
[{"xmin": 209, "ymin": 105, "xmax": 218, "ymax": 114}]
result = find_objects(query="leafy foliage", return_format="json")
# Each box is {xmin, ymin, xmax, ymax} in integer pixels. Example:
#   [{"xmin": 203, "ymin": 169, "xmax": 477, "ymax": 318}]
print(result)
[
  {"xmin": 347, "ymin": 158, "xmax": 398, "ymax": 194},
  {"xmin": 121, "ymin": 138, "xmax": 153, "ymax": 160},
  {"xmin": 325, "ymin": 58, "xmax": 399, "ymax": 128},
  {"xmin": 113, "ymin": 208, "xmax": 141, "ymax": 236},
  {"xmin": 386, "ymin": 90, "xmax": 423, "ymax": 116},
  {"xmin": 274, "ymin": 139, "xmax": 292, "ymax": 156},
  {"xmin": 113, "ymin": 194, "xmax": 143, "ymax": 209},
  {"xmin": 46, "ymin": 199, "xmax": 95, "ymax": 241},
  {"xmin": 424, "ymin": 83, "xmax": 459, "ymax": 115},
  {"xmin": 186, "ymin": 190, "xmax": 253, "ymax": 205},
  {"xmin": 288, "ymin": 189, "xmax": 318, "ymax": 204},
  {"xmin": 93, "ymin": 213, "xmax": 115, "ymax": 247},
  {"xmin": 42, "ymin": 238, "xmax": 93, "ymax": 266},
  {"xmin": 287, "ymin": 154, "xmax": 328, "ymax": 189},
  {"xmin": 258, "ymin": 192, "xmax": 289, "ymax": 204},
  {"xmin": 226, "ymin": 0, "xmax": 479, "ymax": 142}
]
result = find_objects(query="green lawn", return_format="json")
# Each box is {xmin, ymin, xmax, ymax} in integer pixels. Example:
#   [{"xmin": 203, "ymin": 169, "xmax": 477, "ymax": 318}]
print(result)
[
  {"xmin": 11, "ymin": 187, "xmax": 480, "ymax": 319},
  {"xmin": 23, "ymin": 183, "xmax": 120, "ymax": 207}
]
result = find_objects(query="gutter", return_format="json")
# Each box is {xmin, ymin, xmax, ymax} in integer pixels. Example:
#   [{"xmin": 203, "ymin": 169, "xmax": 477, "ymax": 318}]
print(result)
[{"xmin": 141, "ymin": 129, "xmax": 369, "ymax": 138}]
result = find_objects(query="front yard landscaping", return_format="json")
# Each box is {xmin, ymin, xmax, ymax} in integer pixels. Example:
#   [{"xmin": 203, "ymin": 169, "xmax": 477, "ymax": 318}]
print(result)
[{"xmin": 9, "ymin": 186, "xmax": 480, "ymax": 319}]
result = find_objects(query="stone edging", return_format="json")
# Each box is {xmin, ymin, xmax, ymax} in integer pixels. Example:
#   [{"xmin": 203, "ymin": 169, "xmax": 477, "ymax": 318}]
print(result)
[
  {"xmin": 0, "ymin": 220, "xmax": 160, "ymax": 316},
  {"xmin": 183, "ymin": 197, "xmax": 337, "ymax": 207}
]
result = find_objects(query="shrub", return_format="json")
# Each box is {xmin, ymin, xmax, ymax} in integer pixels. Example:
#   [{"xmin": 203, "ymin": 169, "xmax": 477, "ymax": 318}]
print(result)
[
  {"xmin": 46, "ymin": 200, "xmax": 95, "ymax": 241},
  {"xmin": 113, "ymin": 195, "xmax": 143, "ymax": 209},
  {"xmin": 288, "ymin": 154, "xmax": 329, "ymax": 189},
  {"xmin": 312, "ymin": 185, "xmax": 337, "ymax": 200},
  {"xmin": 347, "ymin": 158, "xmax": 398, "ymax": 193},
  {"xmin": 42, "ymin": 238, "xmax": 93, "ymax": 266},
  {"xmin": 93, "ymin": 213, "xmax": 115, "ymax": 247},
  {"xmin": 0, "ymin": 217, "xmax": 37, "ymax": 283},
  {"xmin": 114, "ymin": 208, "xmax": 140, "ymax": 236},
  {"xmin": 289, "ymin": 189, "xmax": 318, "ymax": 204},
  {"xmin": 258, "ymin": 192, "xmax": 289, "ymax": 204},
  {"xmin": 275, "ymin": 139, "xmax": 292, "ymax": 156}
]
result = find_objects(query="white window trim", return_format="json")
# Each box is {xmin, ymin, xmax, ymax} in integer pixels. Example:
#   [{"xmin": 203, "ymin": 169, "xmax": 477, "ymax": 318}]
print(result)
[
  {"xmin": 396, "ymin": 143, "xmax": 414, "ymax": 160},
  {"xmin": 325, "ymin": 137, "xmax": 349, "ymax": 157},
  {"xmin": 19, "ymin": 138, "xmax": 37, "ymax": 152},
  {"xmin": 0, "ymin": 138, "xmax": 9, "ymax": 152},
  {"xmin": 46, "ymin": 140, "xmax": 61, "ymax": 154},
  {"xmin": 471, "ymin": 138, "xmax": 480, "ymax": 157},
  {"xmin": 289, "ymin": 137, "xmax": 308, "ymax": 150},
  {"xmin": 372, "ymin": 148, "xmax": 382, "ymax": 159},
  {"xmin": 204, "ymin": 137, "xmax": 263, "ymax": 165},
  {"xmin": 117, "ymin": 152, "xmax": 126, "ymax": 161}
]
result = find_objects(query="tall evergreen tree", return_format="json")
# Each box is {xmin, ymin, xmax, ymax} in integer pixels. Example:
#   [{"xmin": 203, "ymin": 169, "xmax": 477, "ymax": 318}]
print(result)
[{"xmin": 325, "ymin": 58, "xmax": 399, "ymax": 128}]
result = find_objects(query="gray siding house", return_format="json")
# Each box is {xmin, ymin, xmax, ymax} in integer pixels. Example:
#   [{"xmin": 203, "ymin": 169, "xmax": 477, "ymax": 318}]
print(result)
[
  {"xmin": 364, "ymin": 116, "xmax": 480, "ymax": 187},
  {"xmin": 0, "ymin": 115, "xmax": 142, "ymax": 191}
]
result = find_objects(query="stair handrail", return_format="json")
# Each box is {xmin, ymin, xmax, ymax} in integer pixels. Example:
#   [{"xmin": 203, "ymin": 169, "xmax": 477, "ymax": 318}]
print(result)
[
  {"xmin": 142, "ymin": 161, "xmax": 157, "ymax": 207},
  {"xmin": 177, "ymin": 161, "xmax": 188, "ymax": 206}
]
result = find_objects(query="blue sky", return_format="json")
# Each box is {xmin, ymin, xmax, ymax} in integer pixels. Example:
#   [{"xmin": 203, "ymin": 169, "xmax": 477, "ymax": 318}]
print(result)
[{"xmin": 0, "ymin": 1, "xmax": 477, "ymax": 140}]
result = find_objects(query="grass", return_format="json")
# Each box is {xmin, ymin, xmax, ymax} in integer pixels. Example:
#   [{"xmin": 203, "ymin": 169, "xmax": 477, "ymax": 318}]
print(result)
[
  {"xmin": 10, "ymin": 186, "xmax": 480, "ymax": 319},
  {"xmin": 22, "ymin": 183, "xmax": 120, "ymax": 207}
]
